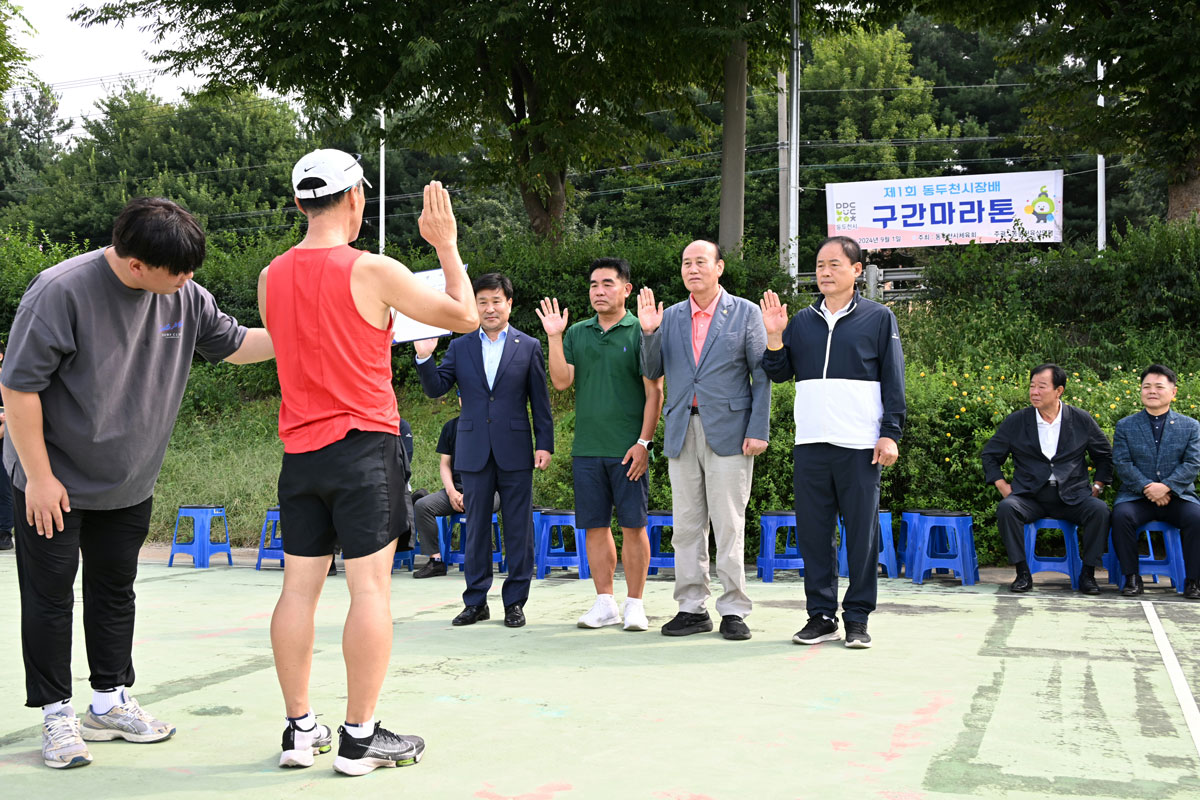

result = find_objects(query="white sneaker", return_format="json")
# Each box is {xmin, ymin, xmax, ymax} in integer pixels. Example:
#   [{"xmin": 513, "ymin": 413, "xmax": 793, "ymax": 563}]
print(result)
[
  {"xmin": 622, "ymin": 600, "xmax": 649, "ymax": 631},
  {"xmin": 577, "ymin": 596, "xmax": 621, "ymax": 628},
  {"xmin": 42, "ymin": 710, "xmax": 92, "ymax": 769},
  {"xmin": 279, "ymin": 720, "xmax": 334, "ymax": 768}
]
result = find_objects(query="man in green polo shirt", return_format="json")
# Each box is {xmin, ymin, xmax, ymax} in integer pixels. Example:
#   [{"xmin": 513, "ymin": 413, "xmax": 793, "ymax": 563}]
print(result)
[{"xmin": 537, "ymin": 257, "xmax": 664, "ymax": 631}]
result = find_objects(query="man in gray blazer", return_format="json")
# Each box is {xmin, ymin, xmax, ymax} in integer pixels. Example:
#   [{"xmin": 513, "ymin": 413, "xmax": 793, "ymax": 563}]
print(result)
[
  {"xmin": 638, "ymin": 240, "xmax": 770, "ymax": 640},
  {"xmin": 1112, "ymin": 364, "xmax": 1200, "ymax": 599}
]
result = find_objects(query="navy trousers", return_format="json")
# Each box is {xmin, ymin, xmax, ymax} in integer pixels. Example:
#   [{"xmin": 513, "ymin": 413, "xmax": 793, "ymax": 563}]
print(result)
[
  {"xmin": 793, "ymin": 443, "xmax": 881, "ymax": 624},
  {"xmin": 460, "ymin": 452, "xmax": 535, "ymax": 608}
]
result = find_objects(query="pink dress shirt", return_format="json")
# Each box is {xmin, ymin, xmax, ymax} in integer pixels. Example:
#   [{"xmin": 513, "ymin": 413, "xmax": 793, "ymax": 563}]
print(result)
[{"xmin": 688, "ymin": 289, "xmax": 722, "ymax": 405}]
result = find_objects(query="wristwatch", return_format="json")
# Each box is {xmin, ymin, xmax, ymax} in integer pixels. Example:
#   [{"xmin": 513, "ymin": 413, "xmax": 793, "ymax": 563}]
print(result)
[{"xmin": 637, "ymin": 438, "xmax": 652, "ymax": 449}]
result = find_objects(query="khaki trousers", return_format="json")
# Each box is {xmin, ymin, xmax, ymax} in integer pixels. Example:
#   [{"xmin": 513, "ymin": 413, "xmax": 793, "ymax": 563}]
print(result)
[{"xmin": 667, "ymin": 414, "xmax": 754, "ymax": 618}]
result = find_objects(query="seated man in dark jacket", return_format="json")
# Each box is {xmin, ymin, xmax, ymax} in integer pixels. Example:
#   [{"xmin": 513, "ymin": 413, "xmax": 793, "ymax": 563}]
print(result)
[
  {"xmin": 1111, "ymin": 364, "xmax": 1200, "ymax": 599},
  {"xmin": 981, "ymin": 363, "xmax": 1113, "ymax": 593}
]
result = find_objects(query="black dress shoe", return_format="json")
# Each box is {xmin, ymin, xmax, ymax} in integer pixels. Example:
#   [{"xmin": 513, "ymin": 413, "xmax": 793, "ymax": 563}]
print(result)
[
  {"xmin": 1078, "ymin": 567, "xmax": 1100, "ymax": 595},
  {"xmin": 503, "ymin": 604, "xmax": 526, "ymax": 628},
  {"xmin": 1010, "ymin": 569, "xmax": 1033, "ymax": 593},
  {"xmin": 1184, "ymin": 578, "xmax": 1200, "ymax": 600},
  {"xmin": 1121, "ymin": 574, "xmax": 1144, "ymax": 597},
  {"xmin": 0, "ymin": 531, "xmax": 12, "ymax": 550},
  {"xmin": 413, "ymin": 559, "xmax": 447, "ymax": 579},
  {"xmin": 452, "ymin": 605, "xmax": 490, "ymax": 626}
]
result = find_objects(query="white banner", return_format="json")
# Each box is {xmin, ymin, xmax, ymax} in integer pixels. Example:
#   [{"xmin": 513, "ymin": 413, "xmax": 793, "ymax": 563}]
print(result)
[{"xmin": 825, "ymin": 170, "xmax": 1064, "ymax": 248}]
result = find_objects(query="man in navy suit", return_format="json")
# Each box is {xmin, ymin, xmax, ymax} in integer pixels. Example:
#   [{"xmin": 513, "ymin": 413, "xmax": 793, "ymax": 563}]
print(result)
[
  {"xmin": 414, "ymin": 273, "xmax": 554, "ymax": 627},
  {"xmin": 981, "ymin": 363, "xmax": 1113, "ymax": 594},
  {"xmin": 1112, "ymin": 364, "xmax": 1200, "ymax": 599}
]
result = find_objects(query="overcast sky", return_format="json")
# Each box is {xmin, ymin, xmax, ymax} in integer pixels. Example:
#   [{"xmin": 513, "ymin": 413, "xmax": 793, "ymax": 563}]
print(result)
[{"xmin": 9, "ymin": 1, "xmax": 194, "ymax": 137}]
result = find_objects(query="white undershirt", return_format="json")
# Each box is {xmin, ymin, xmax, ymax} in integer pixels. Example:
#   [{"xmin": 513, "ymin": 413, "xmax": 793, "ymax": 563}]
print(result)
[{"xmin": 1035, "ymin": 400, "xmax": 1063, "ymax": 480}]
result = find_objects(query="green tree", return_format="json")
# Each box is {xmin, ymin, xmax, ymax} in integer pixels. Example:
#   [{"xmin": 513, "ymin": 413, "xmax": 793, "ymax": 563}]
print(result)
[
  {"xmin": 0, "ymin": 1, "xmax": 31, "ymax": 111},
  {"xmin": 0, "ymin": 86, "xmax": 308, "ymax": 244},
  {"xmin": 74, "ymin": 1, "xmax": 807, "ymax": 239},
  {"xmin": 0, "ymin": 85, "xmax": 70, "ymax": 207},
  {"xmin": 913, "ymin": 0, "xmax": 1200, "ymax": 221}
]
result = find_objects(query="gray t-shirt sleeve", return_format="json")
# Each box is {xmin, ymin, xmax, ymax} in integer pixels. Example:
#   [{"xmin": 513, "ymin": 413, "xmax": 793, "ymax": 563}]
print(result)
[
  {"xmin": 1, "ymin": 287, "xmax": 76, "ymax": 393},
  {"xmin": 190, "ymin": 282, "xmax": 248, "ymax": 363}
]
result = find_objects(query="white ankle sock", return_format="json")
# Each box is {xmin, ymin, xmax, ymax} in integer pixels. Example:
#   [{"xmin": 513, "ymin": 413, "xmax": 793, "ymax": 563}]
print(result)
[
  {"xmin": 624, "ymin": 597, "xmax": 643, "ymax": 608},
  {"xmin": 598, "ymin": 593, "xmax": 616, "ymax": 606},
  {"xmin": 343, "ymin": 718, "xmax": 374, "ymax": 739},
  {"xmin": 42, "ymin": 699, "xmax": 73, "ymax": 718},
  {"xmin": 91, "ymin": 686, "xmax": 127, "ymax": 715},
  {"xmin": 287, "ymin": 710, "xmax": 316, "ymax": 731}
]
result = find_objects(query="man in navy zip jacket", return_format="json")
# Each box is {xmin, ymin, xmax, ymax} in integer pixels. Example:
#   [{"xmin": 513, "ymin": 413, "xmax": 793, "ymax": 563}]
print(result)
[{"xmin": 760, "ymin": 236, "xmax": 905, "ymax": 649}]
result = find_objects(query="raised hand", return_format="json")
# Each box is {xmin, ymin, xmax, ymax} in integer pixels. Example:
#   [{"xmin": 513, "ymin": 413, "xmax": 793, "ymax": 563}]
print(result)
[
  {"xmin": 413, "ymin": 337, "xmax": 439, "ymax": 360},
  {"xmin": 418, "ymin": 181, "xmax": 457, "ymax": 250},
  {"xmin": 637, "ymin": 287, "xmax": 663, "ymax": 334},
  {"xmin": 535, "ymin": 297, "xmax": 569, "ymax": 337},
  {"xmin": 760, "ymin": 290, "xmax": 789, "ymax": 337}
]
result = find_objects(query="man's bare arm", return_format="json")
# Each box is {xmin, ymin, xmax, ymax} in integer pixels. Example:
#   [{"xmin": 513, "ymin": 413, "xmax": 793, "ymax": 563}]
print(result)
[{"xmin": 0, "ymin": 386, "xmax": 70, "ymax": 536}]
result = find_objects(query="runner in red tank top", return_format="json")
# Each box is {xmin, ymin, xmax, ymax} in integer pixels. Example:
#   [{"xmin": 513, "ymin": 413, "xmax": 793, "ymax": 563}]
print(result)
[{"xmin": 259, "ymin": 149, "xmax": 478, "ymax": 776}]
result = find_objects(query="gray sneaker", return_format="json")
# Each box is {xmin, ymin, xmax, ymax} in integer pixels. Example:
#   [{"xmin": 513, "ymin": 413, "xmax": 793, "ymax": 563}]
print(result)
[
  {"xmin": 81, "ymin": 697, "xmax": 176, "ymax": 743},
  {"xmin": 42, "ymin": 710, "xmax": 92, "ymax": 769}
]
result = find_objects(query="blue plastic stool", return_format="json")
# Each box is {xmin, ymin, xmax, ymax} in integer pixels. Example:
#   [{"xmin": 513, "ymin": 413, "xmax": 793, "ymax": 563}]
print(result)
[
  {"xmin": 900, "ymin": 509, "xmax": 955, "ymax": 576},
  {"xmin": 440, "ymin": 513, "xmax": 504, "ymax": 573},
  {"xmin": 534, "ymin": 509, "xmax": 590, "ymax": 579},
  {"xmin": 906, "ymin": 511, "xmax": 978, "ymax": 585},
  {"xmin": 392, "ymin": 547, "xmax": 415, "ymax": 572},
  {"xmin": 1023, "ymin": 518, "xmax": 1082, "ymax": 589},
  {"xmin": 255, "ymin": 506, "xmax": 284, "ymax": 570},
  {"xmin": 1103, "ymin": 523, "xmax": 1186, "ymax": 592},
  {"xmin": 169, "ymin": 505, "xmax": 232, "ymax": 568},
  {"xmin": 757, "ymin": 511, "xmax": 804, "ymax": 582},
  {"xmin": 646, "ymin": 510, "xmax": 675, "ymax": 575},
  {"xmin": 837, "ymin": 510, "xmax": 898, "ymax": 578}
]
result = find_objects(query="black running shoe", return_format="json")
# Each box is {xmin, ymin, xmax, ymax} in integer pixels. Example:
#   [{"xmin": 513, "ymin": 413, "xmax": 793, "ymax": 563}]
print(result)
[
  {"xmin": 792, "ymin": 614, "xmax": 840, "ymax": 645},
  {"xmin": 333, "ymin": 722, "xmax": 425, "ymax": 776},
  {"xmin": 279, "ymin": 720, "xmax": 333, "ymax": 768}
]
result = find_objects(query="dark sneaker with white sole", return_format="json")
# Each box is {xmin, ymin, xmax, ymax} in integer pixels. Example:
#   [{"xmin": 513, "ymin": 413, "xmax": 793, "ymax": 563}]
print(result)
[
  {"xmin": 333, "ymin": 722, "xmax": 425, "ymax": 776},
  {"xmin": 792, "ymin": 614, "xmax": 839, "ymax": 645},
  {"xmin": 844, "ymin": 620, "xmax": 872, "ymax": 649},
  {"xmin": 279, "ymin": 720, "xmax": 333, "ymax": 768}
]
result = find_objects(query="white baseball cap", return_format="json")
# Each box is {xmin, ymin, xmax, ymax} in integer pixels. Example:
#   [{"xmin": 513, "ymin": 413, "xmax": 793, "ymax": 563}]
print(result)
[{"xmin": 292, "ymin": 149, "xmax": 373, "ymax": 199}]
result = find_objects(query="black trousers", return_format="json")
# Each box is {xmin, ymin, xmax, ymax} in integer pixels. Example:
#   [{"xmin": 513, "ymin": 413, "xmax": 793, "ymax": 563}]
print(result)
[
  {"xmin": 414, "ymin": 488, "xmax": 500, "ymax": 557},
  {"xmin": 15, "ymin": 488, "xmax": 152, "ymax": 707},
  {"xmin": 793, "ymin": 444, "xmax": 881, "ymax": 625},
  {"xmin": 1111, "ymin": 497, "xmax": 1200, "ymax": 579},
  {"xmin": 996, "ymin": 484, "xmax": 1110, "ymax": 567},
  {"xmin": 460, "ymin": 453, "xmax": 534, "ymax": 609}
]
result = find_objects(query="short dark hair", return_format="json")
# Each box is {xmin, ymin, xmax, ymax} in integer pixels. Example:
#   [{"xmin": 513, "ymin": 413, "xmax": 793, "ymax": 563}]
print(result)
[
  {"xmin": 817, "ymin": 235, "xmax": 862, "ymax": 265},
  {"xmin": 472, "ymin": 272, "xmax": 513, "ymax": 299},
  {"xmin": 111, "ymin": 197, "xmax": 206, "ymax": 276},
  {"xmin": 589, "ymin": 257, "xmax": 631, "ymax": 284},
  {"xmin": 295, "ymin": 177, "xmax": 356, "ymax": 216},
  {"xmin": 1030, "ymin": 363, "xmax": 1067, "ymax": 389},
  {"xmin": 1141, "ymin": 364, "xmax": 1178, "ymax": 385}
]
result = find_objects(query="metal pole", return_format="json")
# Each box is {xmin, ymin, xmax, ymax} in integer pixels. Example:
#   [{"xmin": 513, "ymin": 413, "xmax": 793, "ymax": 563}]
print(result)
[
  {"xmin": 777, "ymin": 70, "xmax": 788, "ymax": 273},
  {"xmin": 379, "ymin": 108, "xmax": 386, "ymax": 255},
  {"xmin": 786, "ymin": 0, "xmax": 800, "ymax": 277},
  {"xmin": 1097, "ymin": 62, "xmax": 1106, "ymax": 251}
]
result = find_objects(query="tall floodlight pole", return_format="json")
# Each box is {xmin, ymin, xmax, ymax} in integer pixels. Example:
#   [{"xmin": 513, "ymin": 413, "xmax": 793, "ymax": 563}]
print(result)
[
  {"xmin": 379, "ymin": 108, "xmax": 386, "ymax": 255},
  {"xmin": 1097, "ymin": 62, "xmax": 1106, "ymax": 251},
  {"xmin": 786, "ymin": 0, "xmax": 801, "ymax": 277}
]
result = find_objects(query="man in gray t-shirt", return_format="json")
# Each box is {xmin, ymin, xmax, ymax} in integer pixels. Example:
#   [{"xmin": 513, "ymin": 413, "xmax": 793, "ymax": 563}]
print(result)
[{"xmin": 0, "ymin": 197, "xmax": 274, "ymax": 770}]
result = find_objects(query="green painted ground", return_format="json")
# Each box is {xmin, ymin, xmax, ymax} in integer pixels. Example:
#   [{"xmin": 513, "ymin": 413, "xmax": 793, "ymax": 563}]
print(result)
[{"xmin": 0, "ymin": 549, "xmax": 1197, "ymax": 799}]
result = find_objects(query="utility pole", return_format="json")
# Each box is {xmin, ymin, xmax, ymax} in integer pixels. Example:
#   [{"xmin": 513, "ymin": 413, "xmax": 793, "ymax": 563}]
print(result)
[
  {"xmin": 777, "ymin": 70, "xmax": 788, "ymax": 272},
  {"xmin": 379, "ymin": 108, "xmax": 386, "ymax": 255},
  {"xmin": 786, "ymin": 0, "xmax": 801, "ymax": 277},
  {"xmin": 1097, "ymin": 62, "xmax": 1106, "ymax": 251}
]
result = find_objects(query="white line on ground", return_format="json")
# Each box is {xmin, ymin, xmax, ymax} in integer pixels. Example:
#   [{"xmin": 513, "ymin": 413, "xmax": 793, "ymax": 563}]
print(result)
[{"xmin": 1142, "ymin": 600, "xmax": 1200, "ymax": 759}]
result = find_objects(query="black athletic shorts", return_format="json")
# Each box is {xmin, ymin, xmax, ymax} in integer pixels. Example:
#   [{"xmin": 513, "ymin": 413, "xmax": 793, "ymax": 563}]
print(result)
[{"xmin": 277, "ymin": 429, "xmax": 411, "ymax": 559}]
